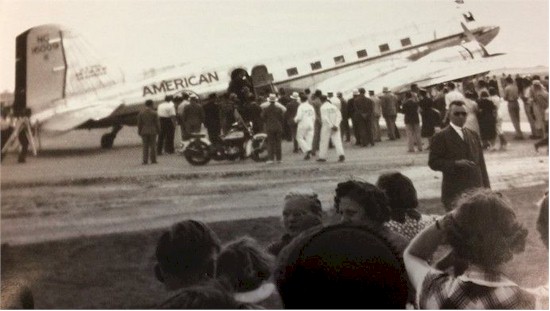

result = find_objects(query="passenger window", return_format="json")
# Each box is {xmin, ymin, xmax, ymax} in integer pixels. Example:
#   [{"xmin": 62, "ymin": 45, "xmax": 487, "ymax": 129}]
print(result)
[
  {"xmin": 334, "ymin": 55, "xmax": 345, "ymax": 65},
  {"xmin": 356, "ymin": 49, "xmax": 368, "ymax": 58},
  {"xmin": 379, "ymin": 44, "xmax": 390, "ymax": 53},
  {"xmin": 400, "ymin": 38, "xmax": 411, "ymax": 47},
  {"xmin": 287, "ymin": 67, "xmax": 299, "ymax": 77},
  {"xmin": 310, "ymin": 61, "xmax": 322, "ymax": 71}
]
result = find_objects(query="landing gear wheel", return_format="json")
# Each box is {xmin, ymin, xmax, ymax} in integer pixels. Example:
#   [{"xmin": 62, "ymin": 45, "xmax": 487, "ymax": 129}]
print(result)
[{"xmin": 101, "ymin": 133, "xmax": 115, "ymax": 149}]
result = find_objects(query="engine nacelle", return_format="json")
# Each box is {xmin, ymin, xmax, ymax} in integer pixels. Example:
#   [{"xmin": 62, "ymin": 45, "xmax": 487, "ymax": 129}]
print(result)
[{"xmin": 419, "ymin": 41, "xmax": 485, "ymax": 63}]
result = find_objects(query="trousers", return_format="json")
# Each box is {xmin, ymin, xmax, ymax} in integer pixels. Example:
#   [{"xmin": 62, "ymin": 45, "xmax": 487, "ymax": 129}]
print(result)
[
  {"xmin": 405, "ymin": 123, "xmax": 423, "ymax": 151},
  {"xmin": 141, "ymin": 134, "xmax": 157, "ymax": 164},
  {"xmin": 507, "ymin": 100, "xmax": 522, "ymax": 137},
  {"xmin": 267, "ymin": 130, "xmax": 282, "ymax": 161},
  {"xmin": 318, "ymin": 125, "xmax": 344, "ymax": 159},
  {"xmin": 296, "ymin": 123, "xmax": 314, "ymax": 153}
]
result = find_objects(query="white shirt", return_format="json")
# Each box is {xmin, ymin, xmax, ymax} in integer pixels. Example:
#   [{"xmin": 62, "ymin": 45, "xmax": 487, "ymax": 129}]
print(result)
[
  {"xmin": 445, "ymin": 90, "xmax": 466, "ymax": 110},
  {"xmin": 320, "ymin": 101, "xmax": 342, "ymax": 127},
  {"xmin": 450, "ymin": 122, "xmax": 465, "ymax": 140},
  {"xmin": 157, "ymin": 101, "xmax": 176, "ymax": 118},
  {"xmin": 294, "ymin": 102, "xmax": 316, "ymax": 127},
  {"xmin": 328, "ymin": 96, "xmax": 341, "ymax": 111}
]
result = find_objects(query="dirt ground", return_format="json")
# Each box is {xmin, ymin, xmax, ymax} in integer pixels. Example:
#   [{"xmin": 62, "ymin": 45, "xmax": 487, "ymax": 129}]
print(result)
[
  {"xmin": 1, "ymin": 125, "xmax": 548, "ymax": 244},
  {"xmin": 0, "ymin": 125, "xmax": 548, "ymax": 308}
]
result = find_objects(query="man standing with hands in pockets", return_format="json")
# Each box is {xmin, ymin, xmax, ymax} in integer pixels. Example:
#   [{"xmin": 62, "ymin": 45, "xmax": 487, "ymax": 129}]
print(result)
[{"xmin": 429, "ymin": 101, "xmax": 490, "ymax": 210}]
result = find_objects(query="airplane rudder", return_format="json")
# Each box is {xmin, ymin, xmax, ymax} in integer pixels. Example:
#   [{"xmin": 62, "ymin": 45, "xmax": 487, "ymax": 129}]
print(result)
[{"xmin": 15, "ymin": 25, "xmax": 67, "ymax": 116}]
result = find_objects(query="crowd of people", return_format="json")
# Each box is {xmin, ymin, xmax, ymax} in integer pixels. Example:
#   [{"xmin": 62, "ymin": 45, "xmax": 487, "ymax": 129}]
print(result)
[
  {"xmin": 137, "ymin": 73, "xmax": 549, "ymax": 165},
  {"xmin": 147, "ymin": 173, "xmax": 548, "ymax": 309}
]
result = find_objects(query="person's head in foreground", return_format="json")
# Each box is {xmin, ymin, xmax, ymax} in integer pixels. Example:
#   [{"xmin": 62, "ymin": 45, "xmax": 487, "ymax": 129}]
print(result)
[
  {"xmin": 376, "ymin": 171, "xmax": 420, "ymax": 223},
  {"xmin": 449, "ymin": 101, "xmax": 467, "ymax": 127},
  {"xmin": 404, "ymin": 189, "xmax": 535, "ymax": 309},
  {"xmin": 282, "ymin": 190, "xmax": 323, "ymax": 237},
  {"xmin": 334, "ymin": 179, "xmax": 390, "ymax": 227},
  {"xmin": 444, "ymin": 189, "xmax": 527, "ymax": 271},
  {"xmin": 155, "ymin": 220, "xmax": 221, "ymax": 291},
  {"xmin": 216, "ymin": 236, "xmax": 275, "ymax": 296},
  {"xmin": 274, "ymin": 224, "xmax": 409, "ymax": 309}
]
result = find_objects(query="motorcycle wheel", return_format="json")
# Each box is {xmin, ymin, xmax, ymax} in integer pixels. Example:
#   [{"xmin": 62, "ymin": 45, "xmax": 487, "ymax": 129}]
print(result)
[
  {"xmin": 251, "ymin": 136, "xmax": 269, "ymax": 162},
  {"xmin": 184, "ymin": 140, "xmax": 211, "ymax": 166}
]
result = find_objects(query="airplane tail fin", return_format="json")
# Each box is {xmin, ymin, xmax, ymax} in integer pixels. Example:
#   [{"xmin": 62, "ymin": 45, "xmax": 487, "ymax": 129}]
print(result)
[{"xmin": 14, "ymin": 24, "xmax": 124, "ymax": 116}]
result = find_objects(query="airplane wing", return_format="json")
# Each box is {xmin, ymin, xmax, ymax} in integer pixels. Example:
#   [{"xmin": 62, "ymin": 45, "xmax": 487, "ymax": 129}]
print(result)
[{"xmin": 315, "ymin": 54, "xmax": 505, "ymax": 97}]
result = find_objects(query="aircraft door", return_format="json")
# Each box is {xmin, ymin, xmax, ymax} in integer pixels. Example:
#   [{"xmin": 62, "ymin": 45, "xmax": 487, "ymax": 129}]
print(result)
[{"xmin": 251, "ymin": 65, "xmax": 275, "ymax": 96}]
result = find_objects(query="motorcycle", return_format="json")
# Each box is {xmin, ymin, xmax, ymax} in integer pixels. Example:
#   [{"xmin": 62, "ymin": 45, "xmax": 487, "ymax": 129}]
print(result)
[{"xmin": 182, "ymin": 121, "xmax": 268, "ymax": 166}]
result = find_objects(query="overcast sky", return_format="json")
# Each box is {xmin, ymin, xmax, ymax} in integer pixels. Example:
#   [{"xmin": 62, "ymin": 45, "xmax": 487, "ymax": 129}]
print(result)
[{"xmin": 0, "ymin": 0, "xmax": 548, "ymax": 91}]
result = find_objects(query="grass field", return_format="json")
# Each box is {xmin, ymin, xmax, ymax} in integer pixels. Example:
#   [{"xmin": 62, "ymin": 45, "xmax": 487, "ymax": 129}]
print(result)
[{"xmin": 1, "ymin": 184, "xmax": 548, "ymax": 309}]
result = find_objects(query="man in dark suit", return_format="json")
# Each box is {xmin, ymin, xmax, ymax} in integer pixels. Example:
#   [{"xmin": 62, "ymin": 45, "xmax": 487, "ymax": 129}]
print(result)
[
  {"xmin": 353, "ymin": 88, "xmax": 375, "ymax": 147},
  {"xmin": 182, "ymin": 95, "xmax": 205, "ymax": 138},
  {"xmin": 137, "ymin": 100, "xmax": 160, "ymax": 165},
  {"xmin": 429, "ymin": 101, "xmax": 490, "ymax": 210}
]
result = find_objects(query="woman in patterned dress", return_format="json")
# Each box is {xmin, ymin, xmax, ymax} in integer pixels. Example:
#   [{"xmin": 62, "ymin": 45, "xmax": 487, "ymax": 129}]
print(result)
[{"xmin": 377, "ymin": 171, "xmax": 437, "ymax": 241}]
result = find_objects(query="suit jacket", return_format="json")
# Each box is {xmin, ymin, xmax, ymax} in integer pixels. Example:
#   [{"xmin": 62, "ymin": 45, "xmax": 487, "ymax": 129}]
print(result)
[
  {"xmin": 137, "ymin": 107, "xmax": 160, "ymax": 136},
  {"xmin": 183, "ymin": 102, "xmax": 205, "ymax": 131},
  {"xmin": 353, "ymin": 95, "xmax": 374, "ymax": 119},
  {"xmin": 261, "ymin": 103, "xmax": 284, "ymax": 133},
  {"xmin": 428, "ymin": 125, "xmax": 490, "ymax": 208}
]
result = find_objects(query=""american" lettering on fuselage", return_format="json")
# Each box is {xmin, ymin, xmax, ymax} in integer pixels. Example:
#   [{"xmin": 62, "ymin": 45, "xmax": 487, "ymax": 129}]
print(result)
[{"xmin": 142, "ymin": 72, "xmax": 220, "ymax": 96}]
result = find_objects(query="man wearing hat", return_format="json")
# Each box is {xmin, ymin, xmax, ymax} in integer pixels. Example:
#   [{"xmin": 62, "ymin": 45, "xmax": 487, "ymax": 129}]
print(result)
[
  {"xmin": 295, "ymin": 93, "xmax": 316, "ymax": 160},
  {"xmin": 348, "ymin": 89, "xmax": 361, "ymax": 145},
  {"xmin": 337, "ymin": 92, "xmax": 350, "ymax": 142},
  {"xmin": 318, "ymin": 95, "xmax": 345, "ymax": 162},
  {"xmin": 380, "ymin": 87, "xmax": 399, "ymax": 140},
  {"xmin": 176, "ymin": 93, "xmax": 190, "ymax": 140},
  {"xmin": 327, "ymin": 92, "xmax": 341, "ymax": 111},
  {"xmin": 262, "ymin": 94, "xmax": 285, "ymax": 163},
  {"xmin": 137, "ymin": 99, "xmax": 160, "ymax": 165},
  {"xmin": 353, "ymin": 88, "xmax": 375, "ymax": 147},
  {"xmin": 157, "ymin": 95, "xmax": 177, "ymax": 155},
  {"xmin": 369, "ymin": 90, "xmax": 382, "ymax": 142},
  {"xmin": 285, "ymin": 92, "xmax": 300, "ymax": 153},
  {"xmin": 182, "ymin": 94, "xmax": 205, "ymax": 140}
]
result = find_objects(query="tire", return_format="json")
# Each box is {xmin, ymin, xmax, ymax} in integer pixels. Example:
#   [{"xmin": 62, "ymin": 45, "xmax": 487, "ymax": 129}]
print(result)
[
  {"xmin": 184, "ymin": 140, "xmax": 211, "ymax": 166},
  {"xmin": 100, "ymin": 133, "xmax": 114, "ymax": 149},
  {"xmin": 251, "ymin": 136, "xmax": 268, "ymax": 162}
]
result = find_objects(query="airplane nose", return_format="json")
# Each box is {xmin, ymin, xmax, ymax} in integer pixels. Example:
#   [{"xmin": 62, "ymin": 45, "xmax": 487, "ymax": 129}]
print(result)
[{"xmin": 479, "ymin": 26, "xmax": 500, "ymax": 45}]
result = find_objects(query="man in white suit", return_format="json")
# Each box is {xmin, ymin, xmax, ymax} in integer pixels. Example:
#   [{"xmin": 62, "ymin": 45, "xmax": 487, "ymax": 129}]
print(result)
[{"xmin": 317, "ymin": 95, "xmax": 345, "ymax": 162}]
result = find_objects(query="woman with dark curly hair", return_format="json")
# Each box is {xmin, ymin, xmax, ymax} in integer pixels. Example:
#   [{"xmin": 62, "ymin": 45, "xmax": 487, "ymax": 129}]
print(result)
[
  {"xmin": 404, "ymin": 189, "xmax": 538, "ymax": 309},
  {"xmin": 376, "ymin": 171, "xmax": 437, "ymax": 240},
  {"xmin": 334, "ymin": 179, "xmax": 408, "ymax": 254}
]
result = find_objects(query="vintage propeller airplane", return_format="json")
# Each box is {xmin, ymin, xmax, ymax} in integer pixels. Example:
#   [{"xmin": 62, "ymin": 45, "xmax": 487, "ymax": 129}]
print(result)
[{"xmin": 9, "ymin": 8, "xmax": 501, "ymax": 150}]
